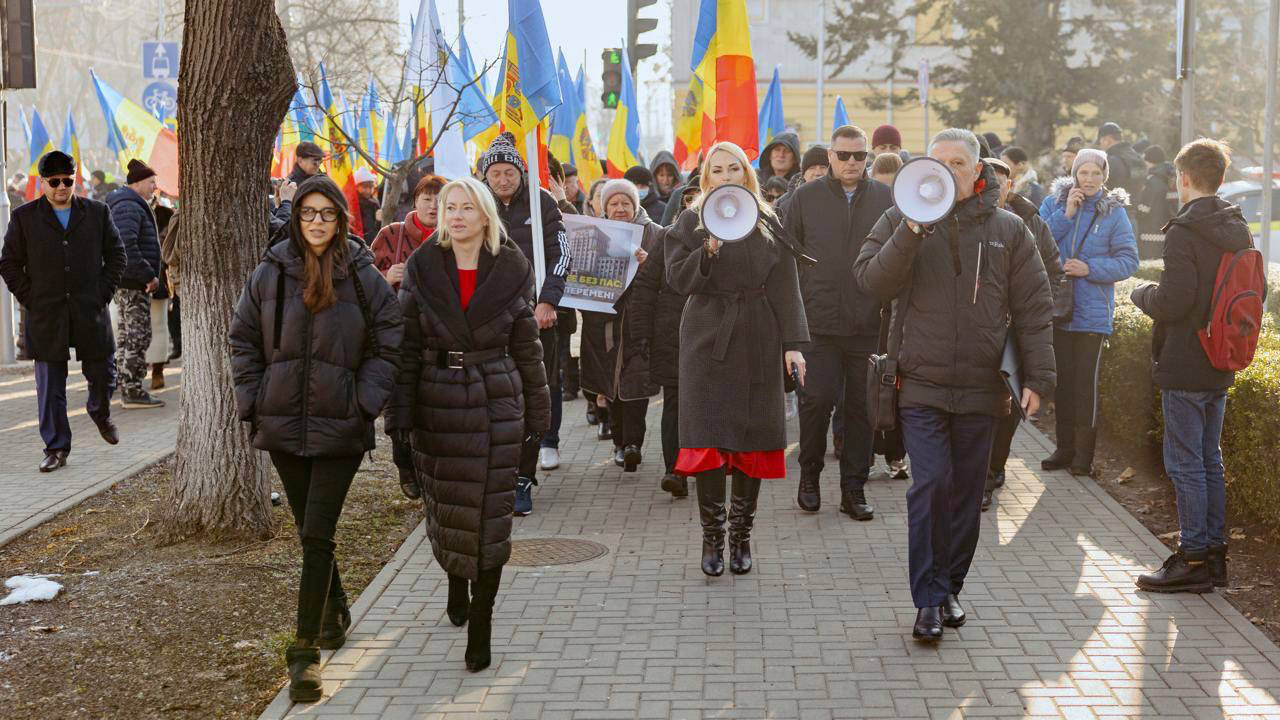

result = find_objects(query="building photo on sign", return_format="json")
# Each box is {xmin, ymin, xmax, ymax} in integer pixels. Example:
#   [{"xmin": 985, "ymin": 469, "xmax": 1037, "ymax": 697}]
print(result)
[{"xmin": 559, "ymin": 215, "xmax": 645, "ymax": 314}]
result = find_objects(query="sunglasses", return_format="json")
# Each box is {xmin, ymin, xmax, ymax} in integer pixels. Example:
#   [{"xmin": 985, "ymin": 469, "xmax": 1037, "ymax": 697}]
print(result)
[
  {"xmin": 299, "ymin": 207, "xmax": 340, "ymax": 222},
  {"xmin": 45, "ymin": 178, "xmax": 74, "ymax": 188},
  {"xmin": 833, "ymin": 150, "xmax": 869, "ymax": 162}
]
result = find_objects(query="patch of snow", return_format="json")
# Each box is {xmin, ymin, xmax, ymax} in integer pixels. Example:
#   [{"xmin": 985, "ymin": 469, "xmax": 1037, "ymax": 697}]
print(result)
[
  {"xmin": 0, "ymin": 650, "xmax": 13, "ymax": 662},
  {"xmin": 0, "ymin": 575, "xmax": 63, "ymax": 606},
  {"xmin": 82, "ymin": 571, "xmax": 100, "ymax": 576}
]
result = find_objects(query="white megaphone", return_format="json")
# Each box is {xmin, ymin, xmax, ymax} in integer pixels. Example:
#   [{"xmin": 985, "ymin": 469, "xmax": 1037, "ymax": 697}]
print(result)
[
  {"xmin": 892, "ymin": 157, "xmax": 958, "ymax": 225},
  {"xmin": 700, "ymin": 183, "xmax": 759, "ymax": 243}
]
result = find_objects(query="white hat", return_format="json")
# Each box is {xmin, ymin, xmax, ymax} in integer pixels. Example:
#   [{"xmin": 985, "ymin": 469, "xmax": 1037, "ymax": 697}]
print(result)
[{"xmin": 354, "ymin": 167, "xmax": 377, "ymax": 185}]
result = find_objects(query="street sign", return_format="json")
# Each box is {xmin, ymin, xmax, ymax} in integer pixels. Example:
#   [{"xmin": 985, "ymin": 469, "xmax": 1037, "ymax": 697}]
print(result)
[
  {"xmin": 142, "ymin": 81, "xmax": 178, "ymax": 121},
  {"xmin": 142, "ymin": 42, "xmax": 179, "ymax": 80}
]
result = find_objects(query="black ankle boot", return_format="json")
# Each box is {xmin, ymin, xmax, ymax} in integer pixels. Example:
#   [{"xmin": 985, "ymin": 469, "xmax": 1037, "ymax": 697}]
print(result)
[
  {"xmin": 1207, "ymin": 544, "xmax": 1229, "ymax": 588},
  {"xmin": 286, "ymin": 643, "xmax": 323, "ymax": 702},
  {"xmin": 661, "ymin": 473, "xmax": 688, "ymax": 498},
  {"xmin": 447, "ymin": 574, "xmax": 470, "ymax": 627},
  {"xmin": 695, "ymin": 469, "xmax": 727, "ymax": 577},
  {"xmin": 1069, "ymin": 425, "xmax": 1097, "ymax": 476},
  {"xmin": 728, "ymin": 472, "xmax": 761, "ymax": 575},
  {"xmin": 796, "ymin": 474, "xmax": 820, "ymax": 512},
  {"xmin": 839, "ymin": 485, "xmax": 874, "ymax": 521},
  {"xmin": 1041, "ymin": 447, "xmax": 1074, "ymax": 471},
  {"xmin": 598, "ymin": 421, "xmax": 612, "ymax": 440},
  {"xmin": 1136, "ymin": 549, "xmax": 1213, "ymax": 593},
  {"xmin": 465, "ymin": 568, "xmax": 501, "ymax": 672},
  {"xmin": 317, "ymin": 594, "xmax": 351, "ymax": 650}
]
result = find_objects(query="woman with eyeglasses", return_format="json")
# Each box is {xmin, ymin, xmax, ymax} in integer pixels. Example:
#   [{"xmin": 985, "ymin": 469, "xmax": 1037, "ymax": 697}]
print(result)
[
  {"xmin": 665, "ymin": 141, "xmax": 810, "ymax": 578},
  {"xmin": 229, "ymin": 175, "xmax": 403, "ymax": 703}
]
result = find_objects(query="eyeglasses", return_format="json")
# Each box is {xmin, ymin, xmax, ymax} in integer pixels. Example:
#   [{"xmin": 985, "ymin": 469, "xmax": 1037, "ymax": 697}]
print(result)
[
  {"xmin": 833, "ymin": 150, "xmax": 869, "ymax": 162},
  {"xmin": 45, "ymin": 178, "xmax": 74, "ymax": 188},
  {"xmin": 299, "ymin": 207, "xmax": 340, "ymax": 223}
]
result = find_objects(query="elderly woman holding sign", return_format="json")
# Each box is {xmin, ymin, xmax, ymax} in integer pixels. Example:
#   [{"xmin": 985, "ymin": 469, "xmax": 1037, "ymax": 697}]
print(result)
[
  {"xmin": 579, "ymin": 179, "xmax": 663, "ymax": 472},
  {"xmin": 664, "ymin": 141, "xmax": 810, "ymax": 578}
]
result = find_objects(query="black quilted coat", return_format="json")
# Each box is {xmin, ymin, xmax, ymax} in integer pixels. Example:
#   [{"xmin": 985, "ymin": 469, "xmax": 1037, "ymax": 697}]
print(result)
[
  {"xmin": 385, "ymin": 240, "xmax": 550, "ymax": 580},
  {"xmin": 229, "ymin": 237, "xmax": 403, "ymax": 457}
]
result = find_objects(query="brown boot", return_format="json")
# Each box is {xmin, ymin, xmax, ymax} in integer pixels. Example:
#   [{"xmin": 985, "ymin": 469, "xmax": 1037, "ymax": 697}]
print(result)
[{"xmin": 150, "ymin": 363, "xmax": 165, "ymax": 390}]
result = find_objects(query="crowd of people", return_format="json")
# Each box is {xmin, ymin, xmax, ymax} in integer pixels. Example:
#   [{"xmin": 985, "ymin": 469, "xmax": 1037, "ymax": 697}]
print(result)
[{"xmin": 1, "ymin": 116, "xmax": 1256, "ymax": 702}]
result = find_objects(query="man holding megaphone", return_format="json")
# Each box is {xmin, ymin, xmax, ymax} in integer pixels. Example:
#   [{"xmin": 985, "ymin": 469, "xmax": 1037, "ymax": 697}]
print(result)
[{"xmin": 854, "ymin": 128, "xmax": 1057, "ymax": 642}]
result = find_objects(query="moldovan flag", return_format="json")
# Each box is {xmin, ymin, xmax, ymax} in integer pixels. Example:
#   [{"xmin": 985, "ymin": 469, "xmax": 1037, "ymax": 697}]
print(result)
[
  {"xmin": 757, "ymin": 66, "xmax": 784, "ymax": 167},
  {"xmin": 499, "ymin": 0, "xmax": 562, "ymax": 145},
  {"xmin": 571, "ymin": 66, "xmax": 603, "ymax": 190},
  {"xmin": 605, "ymin": 46, "xmax": 641, "ymax": 178},
  {"xmin": 24, "ymin": 108, "xmax": 55, "ymax": 201},
  {"xmin": 90, "ymin": 70, "xmax": 179, "ymax": 196},
  {"xmin": 318, "ymin": 64, "xmax": 364, "ymax": 238},
  {"xmin": 690, "ymin": 0, "xmax": 758, "ymax": 160},
  {"xmin": 549, "ymin": 50, "xmax": 577, "ymax": 167},
  {"xmin": 673, "ymin": 75, "xmax": 705, "ymax": 172}
]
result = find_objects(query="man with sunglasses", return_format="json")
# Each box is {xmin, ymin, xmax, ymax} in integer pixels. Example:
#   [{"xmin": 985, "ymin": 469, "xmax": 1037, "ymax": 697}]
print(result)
[
  {"xmin": 1, "ymin": 151, "xmax": 127, "ymax": 472},
  {"xmin": 781, "ymin": 125, "xmax": 893, "ymax": 521}
]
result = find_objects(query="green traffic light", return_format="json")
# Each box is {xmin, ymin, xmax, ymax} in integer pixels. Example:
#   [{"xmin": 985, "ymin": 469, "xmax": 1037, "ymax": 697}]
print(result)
[{"xmin": 609, "ymin": 50, "xmax": 621, "ymax": 64}]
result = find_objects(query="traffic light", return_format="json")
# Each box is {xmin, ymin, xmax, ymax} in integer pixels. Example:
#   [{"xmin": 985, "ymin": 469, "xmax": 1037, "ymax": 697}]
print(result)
[
  {"xmin": 601, "ymin": 48, "xmax": 622, "ymax": 109},
  {"xmin": 627, "ymin": 0, "xmax": 658, "ymax": 73},
  {"xmin": 1, "ymin": 0, "xmax": 36, "ymax": 90}
]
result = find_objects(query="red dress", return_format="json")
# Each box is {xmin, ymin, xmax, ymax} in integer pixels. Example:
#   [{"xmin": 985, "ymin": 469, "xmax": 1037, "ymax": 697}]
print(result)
[
  {"xmin": 675, "ymin": 448, "xmax": 787, "ymax": 479},
  {"xmin": 457, "ymin": 268, "xmax": 477, "ymax": 309}
]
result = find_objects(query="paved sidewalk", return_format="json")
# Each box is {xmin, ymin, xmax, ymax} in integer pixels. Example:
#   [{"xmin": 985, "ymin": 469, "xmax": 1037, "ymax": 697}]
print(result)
[
  {"xmin": 262, "ymin": 397, "xmax": 1280, "ymax": 720},
  {"xmin": 0, "ymin": 365, "xmax": 181, "ymax": 547}
]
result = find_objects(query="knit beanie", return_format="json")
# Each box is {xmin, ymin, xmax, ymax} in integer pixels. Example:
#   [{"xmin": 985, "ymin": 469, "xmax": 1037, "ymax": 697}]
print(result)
[
  {"xmin": 600, "ymin": 179, "xmax": 640, "ymax": 215},
  {"xmin": 801, "ymin": 145, "xmax": 829, "ymax": 172},
  {"xmin": 623, "ymin": 166, "xmax": 653, "ymax": 187},
  {"xmin": 478, "ymin": 132, "xmax": 526, "ymax": 176},
  {"xmin": 871, "ymin": 124, "xmax": 902, "ymax": 149},
  {"xmin": 1071, "ymin": 148, "xmax": 1109, "ymax": 181},
  {"xmin": 126, "ymin": 159, "xmax": 157, "ymax": 185},
  {"xmin": 1143, "ymin": 145, "xmax": 1167, "ymax": 164}
]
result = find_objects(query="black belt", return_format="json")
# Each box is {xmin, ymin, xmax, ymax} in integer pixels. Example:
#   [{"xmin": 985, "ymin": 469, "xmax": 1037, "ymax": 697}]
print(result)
[
  {"xmin": 696, "ymin": 286, "xmax": 769, "ymax": 384},
  {"xmin": 433, "ymin": 347, "xmax": 508, "ymax": 369}
]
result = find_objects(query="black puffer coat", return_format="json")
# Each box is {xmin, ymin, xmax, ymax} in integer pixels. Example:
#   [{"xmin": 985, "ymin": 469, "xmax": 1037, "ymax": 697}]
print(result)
[
  {"xmin": 579, "ymin": 209, "xmax": 663, "ymax": 401},
  {"xmin": 855, "ymin": 162, "xmax": 1056, "ymax": 416},
  {"xmin": 385, "ymin": 240, "xmax": 550, "ymax": 580},
  {"xmin": 629, "ymin": 216, "xmax": 687, "ymax": 388},
  {"xmin": 106, "ymin": 186, "xmax": 161, "ymax": 290},
  {"xmin": 229, "ymin": 237, "xmax": 403, "ymax": 457}
]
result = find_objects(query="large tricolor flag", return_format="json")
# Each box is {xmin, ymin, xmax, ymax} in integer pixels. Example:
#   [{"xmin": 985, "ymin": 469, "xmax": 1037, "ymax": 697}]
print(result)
[
  {"xmin": 757, "ymin": 67, "xmax": 784, "ymax": 167},
  {"xmin": 690, "ymin": 0, "xmax": 758, "ymax": 159},
  {"xmin": 499, "ymin": 0, "xmax": 561, "ymax": 145},
  {"xmin": 24, "ymin": 109, "xmax": 55, "ymax": 200},
  {"xmin": 548, "ymin": 51, "xmax": 577, "ymax": 167},
  {"xmin": 571, "ymin": 66, "xmax": 603, "ymax": 190},
  {"xmin": 90, "ymin": 70, "xmax": 179, "ymax": 196},
  {"xmin": 606, "ymin": 46, "xmax": 642, "ymax": 177},
  {"xmin": 405, "ymin": 0, "xmax": 465, "ymax": 178},
  {"xmin": 358, "ymin": 77, "xmax": 384, "ymax": 168},
  {"xmin": 673, "ymin": 75, "xmax": 705, "ymax": 171},
  {"xmin": 318, "ymin": 64, "xmax": 364, "ymax": 238}
]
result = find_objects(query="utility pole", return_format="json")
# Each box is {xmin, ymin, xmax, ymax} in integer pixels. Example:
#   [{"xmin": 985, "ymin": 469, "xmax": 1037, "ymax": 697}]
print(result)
[
  {"xmin": 1261, "ymin": 0, "xmax": 1278, "ymax": 268},
  {"xmin": 816, "ymin": 0, "xmax": 825, "ymax": 145},
  {"xmin": 1179, "ymin": 0, "xmax": 1196, "ymax": 147},
  {"xmin": 0, "ymin": 93, "xmax": 13, "ymax": 365}
]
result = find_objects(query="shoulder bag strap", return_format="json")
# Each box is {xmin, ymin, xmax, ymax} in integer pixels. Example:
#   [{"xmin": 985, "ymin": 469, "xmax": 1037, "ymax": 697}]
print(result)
[
  {"xmin": 273, "ymin": 262, "xmax": 286, "ymax": 352},
  {"xmin": 349, "ymin": 264, "xmax": 381, "ymax": 357}
]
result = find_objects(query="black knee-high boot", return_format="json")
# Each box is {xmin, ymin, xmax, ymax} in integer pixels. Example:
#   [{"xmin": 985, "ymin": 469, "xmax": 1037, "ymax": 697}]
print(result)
[
  {"xmin": 447, "ymin": 573, "xmax": 470, "ymax": 627},
  {"xmin": 695, "ymin": 468, "xmax": 727, "ymax": 576},
  {"xmin": 465, "ymin": 567, "xmax": 502, "ymax": 672},
  {"xmin": 728, "ymin": 471, "xmax": 762, "ymax": 575}
]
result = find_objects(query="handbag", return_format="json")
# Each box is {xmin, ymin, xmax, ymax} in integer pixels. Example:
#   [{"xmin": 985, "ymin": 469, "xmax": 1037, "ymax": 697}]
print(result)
[
  {"xmin": 866, "ymin": 301, "xmax": 907, "ymax": 432},
  {"xmin": 1055, "ymin": 202, "xmax": 1099, "ymax": 323}
]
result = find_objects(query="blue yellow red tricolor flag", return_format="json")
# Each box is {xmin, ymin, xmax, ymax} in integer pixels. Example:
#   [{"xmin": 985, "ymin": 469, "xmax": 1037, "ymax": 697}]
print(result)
[
  {"xmin": 571, "ymin": 67, "xmax": 604, "ymax": 188},
  {"xmin": 757, "ymin": 66, "xmax": 784, "ymax": 167},
  {"xmin": 90, "ymin": 69, "xmax": 179, "ymax": 196},
  {"xmin": 690, "ymin": 0, "xmax": 758, "ymax": 159},
  {"xmin": 25, "ymin": 109, "xmax": 55, "ymax": 200},
  {"xmin": 318, "ymin": 63, "xmax": 364, "ymax": 238},
  {"xmin": 499, "ymin": 0, "xmax": 562, "ymax": 144},
  {"xmin": 549, "ymin": 51, "xmax": 577, "ymax": 168},
  {"xmin": 606, "ymin": 46, "xmax": 642, "ymax": 177},
  {"xmin": 60, "ymin": 109, "xmax": 85, "ymax": 191},
  {"xmin": 673, "ymin": 76, "xmax": 705, "ymax": 171}
]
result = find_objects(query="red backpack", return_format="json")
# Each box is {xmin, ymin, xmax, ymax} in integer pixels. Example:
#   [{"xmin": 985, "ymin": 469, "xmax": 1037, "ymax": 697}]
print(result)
[{"xmin": 1198, "ymin": 248, "xmax": 1268, "ymax": 371}]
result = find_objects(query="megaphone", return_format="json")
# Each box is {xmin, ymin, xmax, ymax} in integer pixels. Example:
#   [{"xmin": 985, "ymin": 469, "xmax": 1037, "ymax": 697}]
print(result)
[
  {"xmin": 892, "ymin": 157, "xmax": 957, "ymax": 225},
  {"xmin": 701, "ymin": 183, "xmax": 759, "ymax": 243}
]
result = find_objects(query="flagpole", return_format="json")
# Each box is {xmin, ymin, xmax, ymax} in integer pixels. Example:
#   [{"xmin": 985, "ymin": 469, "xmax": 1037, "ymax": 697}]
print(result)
[
  {"xmin": 525, "ymin": 130, "xmax": 547, "ymax": 295},
  {"xmin": 0, "ymin": 91, "xmax": 15, "ymax": 365},
  {"xmin": 815, "ymin": 0, "xmax": 826, "ymax": 145}
]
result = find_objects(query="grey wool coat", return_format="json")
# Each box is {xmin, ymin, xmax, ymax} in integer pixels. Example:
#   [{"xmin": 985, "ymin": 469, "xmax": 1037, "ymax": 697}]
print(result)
[
  {"xmin": 385, "ymin": 239, "xmax": 550, "ymax": 580},
  {"xmin": 664, "ymin": 207, "xmax": 810, "ymax": 453}
]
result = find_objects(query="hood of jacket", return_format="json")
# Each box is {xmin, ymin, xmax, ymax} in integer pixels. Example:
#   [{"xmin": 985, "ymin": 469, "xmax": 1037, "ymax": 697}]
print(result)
[
  {"xmin": 1049, "ymin": 175, "xmax": 1130, "ymax": 218},
  {"xmin": 649, "ymin": 151, "xmax": 681, "ymax": 185},
  {"xmin": 1005, "ymin": 190, "xmax": 1040, "ymax": 224},
  {"xmin": 1164, "ymin": 195, "xmax": 1253, "ymax": 253},
  {"xmin": 759, "ymin": 132, "xmax": 802, "ymax": 181},
  {"xmin": 265, "ymin": 235, "xmax": 375, "ymax": 280}
]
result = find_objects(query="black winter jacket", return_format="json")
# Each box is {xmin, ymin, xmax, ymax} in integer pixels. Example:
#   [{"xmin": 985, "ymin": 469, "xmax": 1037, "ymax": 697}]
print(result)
[
  {"xmin": 1136, "ymin": 162, "xmax": 1177, "ymax": 239},
  {"xmin": 630, "ymin": 217, "xmax": 687, "ymax": 387},
  {"xmin": 758, "ymin": 131, "xmax": 801, "ymax": 184},
  {"xmin": 107, "ymin": 186, "xmax": 161, "ymax": 290},
  {"xmin": 1006, "ymin": 191, "xmax": 1067, "ymax": 306},
  {"xmin": 0, "ymin": 196, "xmax": 125, "ymax": 361},
  {"xmin": 229, "ymin": 237, "xmax": 403, "ymax": 457},
  {"xmin": 493, "ymin": 181, "xmax": 570, "ymax": 307},
  {"xmin": 855, "ymin": 163, "xmax": 1056, "ymax": 416},
  {"xmin": 1130, "ymin": 196, "xmax": 1255, "ymax": 391},
  {"xmin": 385, "ymin": 240, "xmax": 550, "ymax": 580},
  {"xmin": 783, "ymin": 174, "xmax": 894, "ymax": 342},
  {"xmin": 1105, "ymin": 142, "xmax": 1146, "ymax": 201}
]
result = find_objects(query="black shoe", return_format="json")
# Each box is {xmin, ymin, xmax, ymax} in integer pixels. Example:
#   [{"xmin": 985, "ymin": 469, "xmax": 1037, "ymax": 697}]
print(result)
[
  {"xmin": 696, "ymin": 470, "xmax": 727, "ymax": 577},
  {"xmin": 912, "ymin": 607, "xmax": 943, "ymax": 641},
  {"xmin": 317, "ymin": 595, "xmax": 352, "ymax": 650},
  {"xmin": 464, "ymin": 569, "xmax": 499, "ymax": 672},
  {"xmin": 39, "ymin": 450, "xmax": 67, "ymax": 473},
  {"xmin": 1069, "ymin": 426, "xmax": 1097, "ymax": 477},
  {"xmin": 661, "ymin": 473, "xmax": 688, "ymax": 498},
  {"xmin": 796, "ymin": 474, "xmax": 820, "ymax": 512},
  {"xmin": 286, "ymin": 644, "xmax": 323, "ymax": 702},
  {"xmin": 447, "ymin": 575, "xmax": 470, "ymax": 627},
  {"xmin": 728, "ymin": 473, "xmax": 761, "ymax": 575},
  {"xmin": 981, "ymin": 489, "xmax": 993, "ymax": 512},
  {"xmin": 623, "ymin": 445, "xmax": 641, "ymax": 472},
  {"xmin": 94, "ymin": 418, "xmax": 120, "ymax": 445},
  {"xmin": 585, "ymin": 406, "xmax": 599, "ymax": 425},
  {"xmin": 1207, "ymin": 544, "xmax": 1229, "ymax": 588},
  {"xmin": 940, "ymin": 594, "xmax": 966, "ymax": 628},
  {"xmin": 839, "ymin": 487, "xmax": 874, "ymax": 521},
  {"xmin": 562, "ymin": 388, "xmax": 578, "ymax": 401},
  {"xmin": 598, "ymin": 422, "xmax": 612, "ymax": 440},
  {"xmin": 398, "ymin": 467, "xmax": 421, "ymax": 500},
  {"xmin": 121, "ymin": 391, "xmax": 165, "ymax": 409},
  {"xmin": 613, "ymin": 447, "xmax": 626, "ymax": 467},
  {"xmin": 1041, "ymin": 447, "xmax": 1073, "ymax": 471},
  {"xmin": 991, "ymin": 471, "xmax": 1005, "ymax": 488},
  {"xmin": 1136, "ymin": 549, "xmax": 1213, "ymax": 594}
]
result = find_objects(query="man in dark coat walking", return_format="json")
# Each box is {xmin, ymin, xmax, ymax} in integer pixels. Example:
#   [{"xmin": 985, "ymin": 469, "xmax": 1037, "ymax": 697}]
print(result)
[
  {"xmin": 783, "ymin": 125, "xmax": 893, "ymax": 520},
  {"xmin": 107, "ymin": 159, "xmax": 165, "ymax": 408},
  {"xmin": 0, "ymin": 151, "xmax": 126, "ymax": 472}
]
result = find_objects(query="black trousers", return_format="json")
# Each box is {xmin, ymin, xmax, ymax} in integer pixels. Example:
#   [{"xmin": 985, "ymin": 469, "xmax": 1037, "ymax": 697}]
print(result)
[
  {"xmin": 661, "ymin": 385, "xmax": 679, "ymax": 474},
  {"xmin": 797, "ymin": 334, "xmax": 873, "ymax": 490},
  {"xmin": 521, "ymin": 325, "xmax": 561, "ymax": 479},
  {"xmin": 609, "ymin": 398, "xmax": 649, "ymax": 449},
  {"xmin": 1052, "ymin": 329, "xmax": 1105, "ymax": 447},
  {"xmin": 168, "ymin": 296, "xmax": 182, "ymax": 357},
  {"xmin": 270, "ymin": 451, "xmax": 363, "ymax": 641}
]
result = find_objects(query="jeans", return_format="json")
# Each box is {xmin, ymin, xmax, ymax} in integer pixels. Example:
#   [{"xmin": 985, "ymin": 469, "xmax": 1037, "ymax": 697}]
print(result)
[
  {"xmin": 35, "ymin": 359, "xmax": 115, "ymax": 453},
  {"xmin": 270, "ymin": 451, "xmax": 364, "ymax": 641},
  {"xmin": 899, "ymin": 406, "xmax": 995, "ymax": 608},
  {"xmin": 797, "ymin": 335, "xmax": 873, "ymax": 491},
  {"xmin": 661, "ymin": 385, "xmax": 679, "ymax": 474},
  {"xmin": 540, "ymin": 326, "xmax": 562, "ymax": 450},
  {"xmin": 1162, "ymin": 389, "xmax": 1228, "ymax": 552}
]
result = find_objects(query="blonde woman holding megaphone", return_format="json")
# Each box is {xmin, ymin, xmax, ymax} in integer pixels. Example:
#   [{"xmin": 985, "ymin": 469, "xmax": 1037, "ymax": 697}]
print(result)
[{"xmin": 663, "ymin": 141, "xmax": 810, "ymax": 578}]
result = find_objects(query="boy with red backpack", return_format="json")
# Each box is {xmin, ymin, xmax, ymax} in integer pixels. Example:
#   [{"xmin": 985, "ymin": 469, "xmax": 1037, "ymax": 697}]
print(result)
[{"xmin": 1130, "ymin": 138, "xmax": 1267, "ymax": 594}]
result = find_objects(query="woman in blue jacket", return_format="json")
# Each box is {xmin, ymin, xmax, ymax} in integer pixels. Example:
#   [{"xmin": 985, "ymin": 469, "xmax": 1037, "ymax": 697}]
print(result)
[{"xmin": 1039, "ymin": 149, "xmax": 1138, "ymax": 476}]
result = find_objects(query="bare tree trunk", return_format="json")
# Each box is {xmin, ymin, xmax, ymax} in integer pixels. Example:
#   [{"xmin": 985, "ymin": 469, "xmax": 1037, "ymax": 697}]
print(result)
[{"xmin": 162, "ymin": 0, "xmax": 297, "ymax": 541}]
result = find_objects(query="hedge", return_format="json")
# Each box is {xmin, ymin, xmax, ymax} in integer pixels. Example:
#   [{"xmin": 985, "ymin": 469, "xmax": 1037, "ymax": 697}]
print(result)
[
  {"xmin": 1133, "ymin": 259, "xmax": 1280, "ymax": 323},
  {"xmin": 1098, "ymin": 277, "xmax": 1280, "ymax": 529}
]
